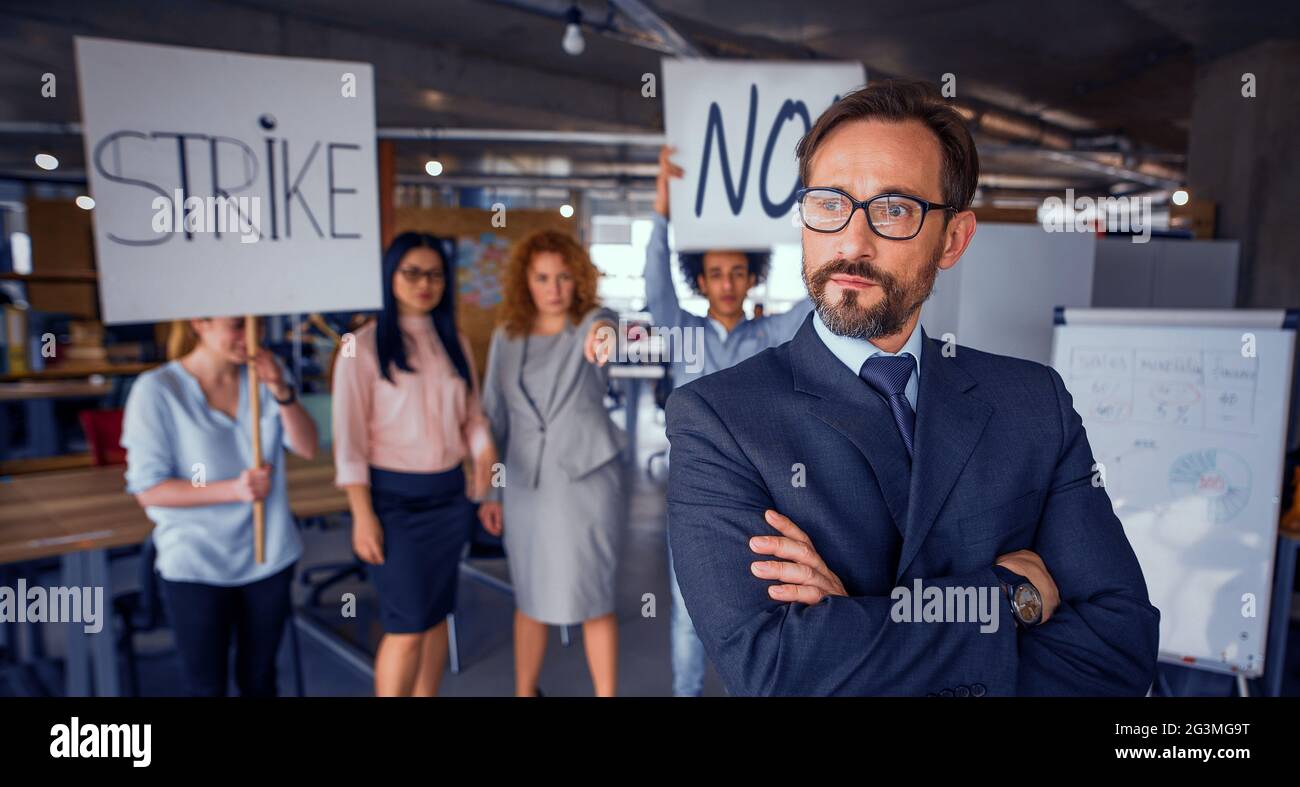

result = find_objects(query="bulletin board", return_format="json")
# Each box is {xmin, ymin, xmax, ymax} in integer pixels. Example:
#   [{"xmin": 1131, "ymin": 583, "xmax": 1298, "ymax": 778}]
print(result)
[{"xmin": 393, "ymin": 206, "xmax": 574, "ymax": 385}]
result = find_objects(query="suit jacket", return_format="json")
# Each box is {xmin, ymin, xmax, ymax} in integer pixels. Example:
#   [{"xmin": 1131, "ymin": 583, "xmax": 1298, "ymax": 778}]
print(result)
[
  {"xmin": 665, "ymin": 314, "xmax": 1159, "ymax": 696},
  {"xmin": 482, "ymin": 307, "xmax": 627, "ymax": 489}
]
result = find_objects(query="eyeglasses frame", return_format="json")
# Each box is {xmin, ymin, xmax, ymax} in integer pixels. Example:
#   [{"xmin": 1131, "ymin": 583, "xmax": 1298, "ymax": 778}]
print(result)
[{"xmin": 795, "ymin": 186, "xmax": 958, "ymax": 240}]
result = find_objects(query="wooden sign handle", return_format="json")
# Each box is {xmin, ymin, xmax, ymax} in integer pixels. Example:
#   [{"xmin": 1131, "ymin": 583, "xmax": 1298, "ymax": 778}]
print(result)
[{"xmin": 246, "ymin": 314, "xmax": 266, "ymax": 564}]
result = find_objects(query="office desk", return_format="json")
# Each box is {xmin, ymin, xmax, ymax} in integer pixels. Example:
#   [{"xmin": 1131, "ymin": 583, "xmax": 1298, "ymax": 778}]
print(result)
[
  {"xmin": 0, "ymin": 381, "xmax": 113, "ymax": 402},
  {"xmin": 0, "ymin": 379, "xmax": 115, "ymax": 461},
  {"xmin": 0, "ymin": 362, "xmax": 156, "ymax": 460},
  {"xmin": 0, "ymin": 362, "xmax": 158, "ymax": 383},
  {"xmin": 0, "ymin": 454, "xmax": 347, "ymax": 696}
]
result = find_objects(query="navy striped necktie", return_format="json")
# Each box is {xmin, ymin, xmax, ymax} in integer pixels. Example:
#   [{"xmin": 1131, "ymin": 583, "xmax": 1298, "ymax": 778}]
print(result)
[{"xmin": 858, "ymin": 353, "xmax": 916, "ymax": 460}]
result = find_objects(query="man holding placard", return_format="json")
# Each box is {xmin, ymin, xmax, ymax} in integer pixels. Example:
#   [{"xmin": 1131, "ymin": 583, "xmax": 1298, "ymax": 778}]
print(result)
[
  {"xmin": 646, "ymin": 144, "xmax": 812, "ymax": 696},
  {"xmin": 666, "ymin": 80, "xmax": 1160, "ymax": 696}
]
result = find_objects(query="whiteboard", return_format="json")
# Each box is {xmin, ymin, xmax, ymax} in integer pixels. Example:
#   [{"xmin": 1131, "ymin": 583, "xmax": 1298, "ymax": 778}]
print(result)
[
  {"xmin": 76, "ymin": 37, "xmax": 382, "ymax": 324},
  {"xmin": 1051, "ymin": 308, "xmax": 1296, "ymax": 676}
]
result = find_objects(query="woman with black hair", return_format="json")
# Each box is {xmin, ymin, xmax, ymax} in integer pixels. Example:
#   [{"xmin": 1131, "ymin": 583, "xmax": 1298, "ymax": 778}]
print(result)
[{"xmin": 332, "ymin": 231, "xmax": 496, "ymax": 697}]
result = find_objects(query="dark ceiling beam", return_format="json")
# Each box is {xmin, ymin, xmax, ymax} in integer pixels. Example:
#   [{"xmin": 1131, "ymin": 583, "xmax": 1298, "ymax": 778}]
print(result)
[{"xmin": 0, "ymin": 0, "xmax": 659, "ymax": 132}]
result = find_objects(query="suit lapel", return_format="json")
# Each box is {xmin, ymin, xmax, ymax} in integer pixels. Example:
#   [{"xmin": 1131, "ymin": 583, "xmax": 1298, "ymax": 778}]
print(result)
[
  {"xmin": 894, "ymin": 331, "xmax": 992, "ymax": 582},
  {"xmin": 791, "ymin": 316, "xmax": 911, "ymax": 537}
]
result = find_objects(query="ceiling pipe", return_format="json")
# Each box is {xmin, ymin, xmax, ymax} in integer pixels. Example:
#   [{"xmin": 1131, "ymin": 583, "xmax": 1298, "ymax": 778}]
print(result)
[
  {"xmin": 397, "ymin": 173, "xmax": 647, "ymax": 190},
  {"xmin": 0, "ymin": 113, "xmax": 1179, "ymax": 190},
  {"xmin": 607, "ymin": 0, "xmax": 703, "ymax": 58},
  {"xmin": 0, "ymin": 121, "xmax": 83, "ymax": 135},
  {"xmin": 380, "ymin": 127, "xmax": 665, "ymax": 146}
]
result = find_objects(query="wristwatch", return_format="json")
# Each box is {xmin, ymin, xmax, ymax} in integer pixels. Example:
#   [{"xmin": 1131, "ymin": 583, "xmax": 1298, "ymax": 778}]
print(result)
[
  {"xmin": 273, "ymin": 386, "xmax": 297, "ymax": 406},
  {"xmin": 992, "ymin": 565, "xmax": 1043, "ymax": 628}
]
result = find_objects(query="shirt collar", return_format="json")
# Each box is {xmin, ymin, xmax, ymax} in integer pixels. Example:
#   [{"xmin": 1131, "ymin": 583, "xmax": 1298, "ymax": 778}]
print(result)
[
  {"xmin": 812, "ymin": 309, "xmax": 924, "ymax": 380},
  {"xmin": 707, "ymin": 313, "xmax": 745, "ymax": 341}
]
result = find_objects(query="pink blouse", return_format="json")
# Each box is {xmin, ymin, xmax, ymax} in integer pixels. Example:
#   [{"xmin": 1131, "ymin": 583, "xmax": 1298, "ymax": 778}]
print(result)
[{"xmin": 332, "ymin": 314, "xmax": 491, "ymax": 487}]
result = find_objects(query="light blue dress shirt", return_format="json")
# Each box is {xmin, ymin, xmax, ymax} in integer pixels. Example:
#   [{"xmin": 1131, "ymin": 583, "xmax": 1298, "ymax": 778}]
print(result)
[
  {"xmin": 812, "ymin": 311, "xmax": 923, "ymax": 410},
  {"xmin": 643, "ymin": 214, "xmax": 814, "ymax": 389},
  {"xmin": 121, "ymin": 360, "xmax": 302, "ymax": 586}
]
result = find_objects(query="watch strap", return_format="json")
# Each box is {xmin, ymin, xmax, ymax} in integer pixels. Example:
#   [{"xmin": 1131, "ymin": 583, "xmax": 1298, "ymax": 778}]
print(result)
[
  {"xmin": 992, "ymin": 565, "xmax": 1037, "ymax": 627},
  {"xmin": 273, "ymin": 386, "xmax": 297, "ymax": 406}
]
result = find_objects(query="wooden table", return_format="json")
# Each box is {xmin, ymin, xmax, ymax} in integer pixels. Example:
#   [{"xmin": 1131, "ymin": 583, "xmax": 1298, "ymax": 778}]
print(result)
[
  {"xmin": 0, "ymin": 454, "xmax": 347, "ymax": 695},
  {"xmin": 0, "ymin": 362, "xmax": 158, "ymax": 383},
  {"xmin": 0, "ymin": 380, "xmax": 113, "ymax": 402}
]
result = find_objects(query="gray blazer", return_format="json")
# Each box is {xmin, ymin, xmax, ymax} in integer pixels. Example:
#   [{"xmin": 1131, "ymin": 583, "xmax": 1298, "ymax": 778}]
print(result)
[{"xmin": 482, "ymin": 307, "xmax": 627, "ymax": 490}]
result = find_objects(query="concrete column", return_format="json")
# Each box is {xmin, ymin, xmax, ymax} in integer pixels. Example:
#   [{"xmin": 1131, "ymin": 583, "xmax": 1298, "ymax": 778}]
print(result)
[{"xmin": 1186, "ymin": 40, "xmax": 1300, "ymax": 308}]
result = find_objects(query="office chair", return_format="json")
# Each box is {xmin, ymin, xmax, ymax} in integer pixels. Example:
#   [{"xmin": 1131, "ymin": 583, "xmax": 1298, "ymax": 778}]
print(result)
[
  {"xmin": 78, "ymin": 408, "xmax": 128, "ymax": 466},
  {"xmin": 298, "ymin": 514, "xmax": 368, "ymax": 608}
]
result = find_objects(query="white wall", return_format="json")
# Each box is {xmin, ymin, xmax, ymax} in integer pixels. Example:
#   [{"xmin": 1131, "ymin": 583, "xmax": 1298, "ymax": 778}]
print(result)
[{"xmin": 920, "ymin": 224, "xmax": 1096, "ymax": 364}]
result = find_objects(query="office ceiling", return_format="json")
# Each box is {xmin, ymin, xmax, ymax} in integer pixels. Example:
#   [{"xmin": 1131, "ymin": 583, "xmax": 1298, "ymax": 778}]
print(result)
[{"xmin": 0, "ymin": 0, "xmax": 1296, "ymax": 198}]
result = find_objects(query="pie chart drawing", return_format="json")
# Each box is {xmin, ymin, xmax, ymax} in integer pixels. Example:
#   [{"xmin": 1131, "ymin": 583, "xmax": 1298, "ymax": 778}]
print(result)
[{"xmin": 1168, "ymin": 449, "xmax": 1251, "ymax": 524}]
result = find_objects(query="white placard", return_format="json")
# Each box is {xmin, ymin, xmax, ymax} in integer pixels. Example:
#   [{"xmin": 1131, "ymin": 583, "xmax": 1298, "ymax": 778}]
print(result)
[
  {"xmin": 75, "ymin": 37, "xmax": 382, "ymax": 324},
  {"xmin": 662, "ymin": 59, "xmax": 865, "ymax": 252}
]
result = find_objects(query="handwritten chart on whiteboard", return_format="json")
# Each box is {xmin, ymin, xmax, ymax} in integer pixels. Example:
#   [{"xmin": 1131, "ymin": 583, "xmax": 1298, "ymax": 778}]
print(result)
[{"xmin": 1051, "ymin": 309, "xmax": 1296, "ymax": 676}]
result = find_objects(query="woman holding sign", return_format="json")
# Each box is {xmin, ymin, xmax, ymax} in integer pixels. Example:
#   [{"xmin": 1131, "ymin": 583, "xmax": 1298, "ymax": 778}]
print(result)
[
  {"xmin": 477, "ymin": 230, "xmax": 626, "ymax": 697},
  {"xmin": 332, "ymin": 232, "xmax": 496, "ymax": 697},
  {"xmin": 121, "ymin": 317, "xmax": 318, "ymax": 697}
]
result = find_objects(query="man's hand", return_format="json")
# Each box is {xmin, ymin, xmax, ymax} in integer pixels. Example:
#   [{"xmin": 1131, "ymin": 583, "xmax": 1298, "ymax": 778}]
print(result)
[
  {"xmin": 995, "ymin": 549, "xmax": 1061, "ymax": 623},
  {"xmin": 749, "ymin": 509, "xmax": 848, "ymax": 604},
  {"xmin": 655, "ymin": 145, "xmax": 684, "ymax": 219},
  {"xmin": 583, "ymin": 320, "xmax": 617, "ymax": 366}
]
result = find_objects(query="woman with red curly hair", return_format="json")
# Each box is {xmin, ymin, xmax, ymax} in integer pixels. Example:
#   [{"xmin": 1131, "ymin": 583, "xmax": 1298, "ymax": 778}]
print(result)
[{"xmin": 478, "ymin": 229, "xmax": 627, "ymax": 697}]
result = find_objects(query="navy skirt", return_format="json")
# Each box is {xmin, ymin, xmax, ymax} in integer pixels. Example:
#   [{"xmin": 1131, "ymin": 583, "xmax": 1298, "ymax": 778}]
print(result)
[{"xmin": 367, "ymin": 466, "xmax": 475, "ymax": 634}]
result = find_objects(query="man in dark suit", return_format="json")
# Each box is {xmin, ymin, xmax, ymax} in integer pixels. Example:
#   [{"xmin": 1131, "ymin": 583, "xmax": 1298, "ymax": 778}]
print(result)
[{"xmin": 665, "ymin": 80, "xmax": 1159, "ymax": 696}]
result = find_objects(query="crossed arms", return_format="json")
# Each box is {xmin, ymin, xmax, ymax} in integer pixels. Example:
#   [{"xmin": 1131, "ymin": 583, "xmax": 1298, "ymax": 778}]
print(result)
[{"xmin": 665, "ymin": 370, "xmax": 1160, "ymax": 696}]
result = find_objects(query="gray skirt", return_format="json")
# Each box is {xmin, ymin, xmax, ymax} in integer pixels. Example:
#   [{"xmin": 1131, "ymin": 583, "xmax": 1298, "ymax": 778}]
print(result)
[{"xmin": 503, "ymin": 457, "xmax": 625, "ymax": 625}]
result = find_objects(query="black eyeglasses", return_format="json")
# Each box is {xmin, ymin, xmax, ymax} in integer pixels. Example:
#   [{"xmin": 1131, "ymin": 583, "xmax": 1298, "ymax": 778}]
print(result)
[
  {"xmin": 397, "ymin": 266, "xmax": 444, "ymax": 285},
  {"xmin": 796, "ymin": 187, "xmax": 956, "ymax": 239}
]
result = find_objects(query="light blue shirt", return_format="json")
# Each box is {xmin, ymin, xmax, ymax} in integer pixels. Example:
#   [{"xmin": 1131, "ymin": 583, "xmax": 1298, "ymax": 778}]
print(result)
[
  {"xmin": 812, "ymin": 311, "xmax": 923, "ymax": 410},
  {"xmin": 643, "ymin": 214, "xmax": 814, "ymax": 388},
  {"xmin": 121, "ymin": 360, "xmax": 302, "ymax": 586}
]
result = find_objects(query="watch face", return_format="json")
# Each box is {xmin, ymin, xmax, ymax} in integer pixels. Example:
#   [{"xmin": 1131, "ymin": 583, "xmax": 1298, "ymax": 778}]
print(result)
[{"xmin": 1013, "ymin": 584, "xmax": 1042, "ymax": 624}]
